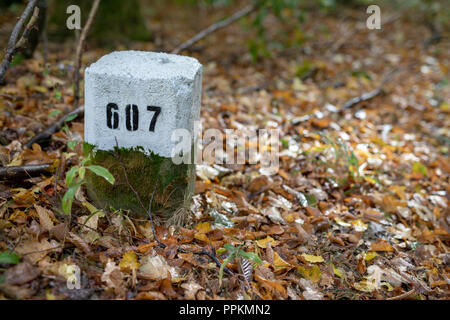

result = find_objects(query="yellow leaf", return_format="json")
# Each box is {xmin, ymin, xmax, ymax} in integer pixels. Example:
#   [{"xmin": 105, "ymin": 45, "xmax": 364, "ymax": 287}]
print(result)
[
  {"xmin": 81, "ymin": 201, "xmax": 105, "ymax": 217},
  {"xmin": 351, "ymin": 219, "xmax": 368, "ymax": 232},
  {"xmin": 370, "ymin": 240, "xmax": 393, "ymax": 252},
  {"xmin": 364, "ymin": 176, "xmax": 378, "ymax": 185},
  {"xmin": 297, "ymin": 265, "xmax": 321, "ymax": 283},
  {"xmin": 195, "ymin": 222, "xmax": 211, "ymax": 234},
  {"xmin": 354, "ymin": 280, "xmax": 378, "ymax": 292},
  {"xmin": 256, "ymin": 236, "xmax": 279, "ymax": 249},
  {"xmin": 364, "ymin": 252, "xmax": 379, "ymax": 261},
  {"xmin": 332, "ymin": 264, "xmax": 343, "ymax": 279},
  {"xmin": 381, "ymin": 281, "xmax": 394, "ymax": 291},
  {"xmin": 273, "ymin": 251, "xmax": 291, "ymax": 269},
  {"xmin": 301, "ymin": 253, "xmax": 324, "ymax": 263},
  {"xmin": 335, "ymin": 217, "xmax": 351, "ymax": 227},
  {"xmin": 119, "ymin": 251, "xmax": 140, "ymax": 272},
  {"xmin": 194, "ymin": 232, "xmax": 209, "ymax": 242}
]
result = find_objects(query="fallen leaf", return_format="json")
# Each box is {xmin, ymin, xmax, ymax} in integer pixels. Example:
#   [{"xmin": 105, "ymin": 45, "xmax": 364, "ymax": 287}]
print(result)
[
  {"xmin": 301, "ymin": 253, "xmax": 324, "ymax": 263},
  {"xmin": 119, "ymin": 251, "xmax": 140, "ymax": 273},
  {"xmin": 370, "ymin": 239, "xmax": 394, "ymax": 252}
]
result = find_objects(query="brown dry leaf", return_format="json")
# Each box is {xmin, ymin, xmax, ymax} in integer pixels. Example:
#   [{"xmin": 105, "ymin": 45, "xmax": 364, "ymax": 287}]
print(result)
[
  {"xmin": 139, "ymin": 255, "xmax": 179, "ymax": 281},
  {"xmin": 34, "ymin": 205, "xmax": 54, "ymax": 231},
  {"xmin": 370, "ymin": 239, "xmax": 394, "ymax": 252},
  {"xmin": 3, "ymin": 261, "xmax": 40, "ymax": 285},
  {"xmin": 101, "ymin": 259, "xmax": 126, "ymax": 296},
  {"xmin": 135, "ymin": 291, "xmax": 167, "ymax": 300},
  {"xmin": 160, "ymin": 278, "xmax": 177, "ymax": 299},
  {"xmin": 68, "ymin": 232, "xmax": 93, "ymax": 255},
  {"xmin": 254, "ymin": 273, "xmax": 288, "ymax": 299},
  {"xmin": 181, "ymin": 281, "xmax": 203, "ymax": 300},
  {"xmin": 16, "ymin": 239, "xmax": 54, "ymax": 264}
]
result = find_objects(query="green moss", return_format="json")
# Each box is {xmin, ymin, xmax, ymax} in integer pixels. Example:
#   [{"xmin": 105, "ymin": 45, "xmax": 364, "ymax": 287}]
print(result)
[{"xmin": 84, "ymin": 144, "xmax": 194, "ymax": 226}]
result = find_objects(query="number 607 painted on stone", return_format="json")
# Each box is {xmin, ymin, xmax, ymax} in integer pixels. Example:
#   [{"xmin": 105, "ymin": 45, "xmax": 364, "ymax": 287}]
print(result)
[{"xmin": 106, "ymin": 103, "xmax": 161, "ymax": 132}]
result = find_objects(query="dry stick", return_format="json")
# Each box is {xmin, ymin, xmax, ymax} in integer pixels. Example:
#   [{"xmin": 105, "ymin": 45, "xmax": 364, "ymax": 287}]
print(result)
[
  {"xmin": 0, "ymin": 163, "xmax": 53, "ymax": 180},
  {"xmin": 0, "ymin": 0, "xmax": 39, "ymax": 83},
  {"xmin": 23, "ymin": 106, "xmax": 84, "ymax": 149},
  {"xmin": 387, "ymin": 289, "xmax": 417, "ymax": 300},
  {"xmin": 338, "ymin": 66, "xmax": 404, "ymax": 112},
  {"xmin": 73, "ymin": 0, "xmax": 101, "ymax": 107},
  {"xmin": 171, "ymin": 3, "xmax": 257, "ymax": 54}
]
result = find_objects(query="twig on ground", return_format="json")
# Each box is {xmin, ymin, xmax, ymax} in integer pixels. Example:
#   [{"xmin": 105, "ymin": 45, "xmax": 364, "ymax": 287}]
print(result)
[
  {"xmin": 0, "ymin": 163, "xmax": 53, "ymax": 180},
  {"xmin": 387, "ymin": 289, "xmax": 417, "ymax": 300},
  {"xmin": 0, "ymin": 0, "xmax": 39, "ymax": 83},
  {"xmin": 73, "ymin": 0, "xmax": 101, "ymax": 107},
  {"xmin": 171, "ymin": 3, "xmax": 257, "ymax": 54},
  {"xmin": 23, "ymin": 106, "xmax": 84, "ymax": 149},
  {"xmin": 338, "ymin": 66, "xmax": 406, "ymax": 112}
]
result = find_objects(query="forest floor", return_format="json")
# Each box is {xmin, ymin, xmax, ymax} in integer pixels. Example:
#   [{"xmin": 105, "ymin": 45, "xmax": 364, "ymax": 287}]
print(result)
[{"xmin": 0, "ymin": 3, "xmax": 449, "ymax": 300}]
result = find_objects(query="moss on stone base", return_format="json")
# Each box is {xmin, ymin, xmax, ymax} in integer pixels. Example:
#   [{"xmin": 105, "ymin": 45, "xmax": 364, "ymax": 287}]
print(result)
[{"xmin": 84, "ymin": 145, "xmax": 194, "ymax": 226}]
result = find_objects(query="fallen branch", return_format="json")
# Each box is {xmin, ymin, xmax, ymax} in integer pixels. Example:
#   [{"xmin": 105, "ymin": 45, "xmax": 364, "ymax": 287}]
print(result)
[
  {"xmin": 338, "ymin": 66, "xmax": 405, "ymax": 112},
  {"xmin": 171, "ymin": 3, "xmax": 257, "ymax": 54},
  {"xmin": 0, "ymin": 0, "xmax": 39, "ymax": 83},
  {"xmin": 73, "ymin": 0, "xmax": 101, "ymax": 107},
  {"xmin": 339, "ymin": 88, "xmax": 382, "ymax": 111},
  {"xmin": 23, "ymin": 106, "xmax": 84, "ymax": 149},
  {"xmin": 387, "ymin": 289, "xmax": 417, "ymax": 300},
  {"xmin": 0, "ymin": 163, "xmax": 53, "ymax": 180}
]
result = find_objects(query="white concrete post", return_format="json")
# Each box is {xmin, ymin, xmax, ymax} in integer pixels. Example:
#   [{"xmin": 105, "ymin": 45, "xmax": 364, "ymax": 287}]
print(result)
[{"xmin": 83, "ymin": 51, "xmax": 202, "ymax": 225}]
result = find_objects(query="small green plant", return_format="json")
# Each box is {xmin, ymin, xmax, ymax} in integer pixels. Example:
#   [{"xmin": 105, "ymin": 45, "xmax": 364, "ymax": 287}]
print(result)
[
  {"xmin": 218, "ymin": 244, "xmax": 262, "ymax": 286},
  {"xmin": 62, "ymin": 143, "xmax": 115, "ymax": 214},
  {"xmin": 323, "ymin": 136, "xmax": 360, "ymax": 183}
]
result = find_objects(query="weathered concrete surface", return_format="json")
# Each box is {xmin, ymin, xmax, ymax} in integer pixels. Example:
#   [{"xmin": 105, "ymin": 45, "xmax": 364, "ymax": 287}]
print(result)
[
  {"xmin": 84, "ymin": 51, "xmax": 202, "ymax": 225},
  {"xmin": 84, "ymin": 50, "xmax": 202, "ymax": 157}
]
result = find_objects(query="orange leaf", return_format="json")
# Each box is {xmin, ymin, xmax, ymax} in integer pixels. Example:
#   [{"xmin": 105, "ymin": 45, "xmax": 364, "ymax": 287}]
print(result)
[{"xmin": 370, "ymin": 239, "xmax": 393, "ymax": 252}]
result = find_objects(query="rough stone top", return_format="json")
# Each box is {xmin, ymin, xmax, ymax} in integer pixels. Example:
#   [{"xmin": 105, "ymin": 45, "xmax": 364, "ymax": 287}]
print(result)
[{"xmin": 85, "ymin": 50, "xmax": 202, "ymax": 80}]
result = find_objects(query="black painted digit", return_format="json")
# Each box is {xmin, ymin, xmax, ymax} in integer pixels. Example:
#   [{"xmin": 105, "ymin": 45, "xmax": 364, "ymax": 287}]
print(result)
[
  {"xmin": 147, "ymin": 106, "xmax": 161, "ymax": 132},
  {"xmin": 106, "ymin": 103, "xmax": 119, "ymax": 129},
  {"xmin": 125, "ymin": 104, "xmax": 139, "ymax": 131}
]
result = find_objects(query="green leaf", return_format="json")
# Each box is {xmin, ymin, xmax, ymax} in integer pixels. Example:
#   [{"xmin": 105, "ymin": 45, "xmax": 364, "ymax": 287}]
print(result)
[
  {"xmin": 79, "ymin": 166, "xmax": 86, "ymax": 180},
  {"xmin": 412, "ymin": 161, "xmax": 427, "ymax": 176},
  {"xmin": 83, "ymin": 142, "xmax": 95, "ymax": 157},
  {"xmin": 64, "ymin": 113, "xmax": 78, "ymax": 123},
  {"xmin": 65, "ymin": 166, "xmax": 79, "ymax": 187},
  {"xmin": 62, "ymin": 182, "xmax": 83, "ymax": 214},
  {"xmin": 238, "ymin": 250, "xmax": 263, "ymax": 264},
  {"xmin": 219, "ymin": 254, "xmax": 235, "ymax": 287},
  {"xmin": 223, "ymin": 243, "xmax": 236, "ymax": 252},
  {"xmin": 67, "ymin": 140, "xmax": 78, "ymax": 150},
  {"xmin": 49, "ymin": 110, "xmax": 62, "ymax": 117},
  {"xmin": 86, "ymin": 165, "xmax": 115, "ymax": 184},
  {"xmin": 0, "ymin": 251, "xmax": 20, "ymax": 264}
]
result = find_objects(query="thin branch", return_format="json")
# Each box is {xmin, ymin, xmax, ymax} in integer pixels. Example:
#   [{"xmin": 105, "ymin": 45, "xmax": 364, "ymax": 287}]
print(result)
[
  {"xmin": 23, "ymin": 106, "xmax": 84, "ymax": 149},
  {"xmin": 387, "ymin": 289, "xmax": 417, "ymax": 300},
  {"xmin": 0, "ymin": 0, "xmax": 39, "ymax": 83},
  {"xmin": 73, "ymin": 0, "xmax": 101, "ymax": 107},
  {"xmin": 338, "ymin": 65, "xmax": 409, "ymax": 112},
  {"xmin": 171, "ymin": 3, "xmax": 257, "ymax": 54},
  {"xmin": 0, "ymin": 163, "xmax": 53, "ymax": 180}
]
